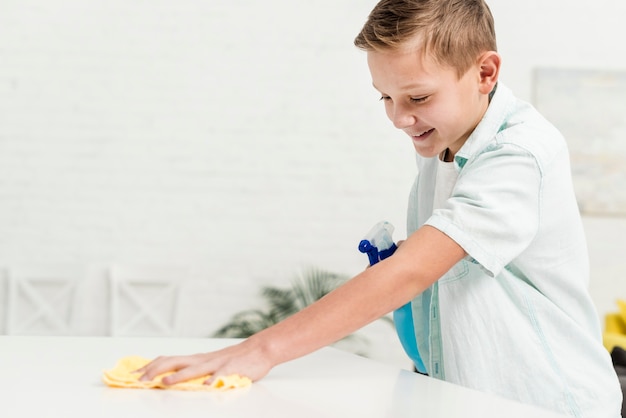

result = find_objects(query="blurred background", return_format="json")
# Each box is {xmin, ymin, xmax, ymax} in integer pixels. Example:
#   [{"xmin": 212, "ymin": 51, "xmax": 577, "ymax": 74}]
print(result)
[{"xmin": 0, "ymin": 0, "xmax": 625, "ymax": 368}]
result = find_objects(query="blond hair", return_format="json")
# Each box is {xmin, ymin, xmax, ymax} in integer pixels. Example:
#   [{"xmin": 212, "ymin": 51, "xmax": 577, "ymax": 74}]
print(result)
[{"xmin": 354, "ymin": 0, "xmax": 497, "ymax": 77}]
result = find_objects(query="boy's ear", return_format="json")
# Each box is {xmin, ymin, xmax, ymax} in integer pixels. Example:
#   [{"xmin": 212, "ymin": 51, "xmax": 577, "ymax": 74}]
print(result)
[{"xmin": 477, "ymin": 51, "xmax": 501, "ymax": 94}]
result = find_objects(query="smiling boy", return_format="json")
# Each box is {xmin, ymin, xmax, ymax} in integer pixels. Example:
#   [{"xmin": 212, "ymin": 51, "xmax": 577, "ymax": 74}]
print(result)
[{"xmin": 139, "ymin": 1, "xmax": 622, "ymax": 416}]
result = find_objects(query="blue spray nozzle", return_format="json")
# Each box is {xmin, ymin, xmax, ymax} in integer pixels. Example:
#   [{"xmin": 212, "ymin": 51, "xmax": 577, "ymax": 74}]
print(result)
[
  {"xmin": 359, "ymin": 239, "xmax": 380, "ymax": 266},
  {"xmin": 358, "ymin": 221, "xmax": 397, "ymax": 265}
]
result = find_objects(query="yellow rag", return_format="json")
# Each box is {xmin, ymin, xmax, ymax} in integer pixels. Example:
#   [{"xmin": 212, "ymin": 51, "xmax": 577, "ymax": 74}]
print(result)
[{"xmin": 102, "ymin": 356, "xmax": 251, "ymax": 391}]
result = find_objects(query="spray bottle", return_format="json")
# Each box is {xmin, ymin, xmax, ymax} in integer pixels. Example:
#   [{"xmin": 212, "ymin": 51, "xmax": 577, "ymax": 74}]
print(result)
[{"xmin": 358, "ymin": 221, "xmax": 427, "ymax": 373}]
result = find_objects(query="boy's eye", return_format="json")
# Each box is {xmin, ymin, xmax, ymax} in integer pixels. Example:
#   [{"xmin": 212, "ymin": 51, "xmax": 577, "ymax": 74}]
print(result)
[{"xmin": 378, "ymin": 95, "xmax": 428, "ymax": 103}]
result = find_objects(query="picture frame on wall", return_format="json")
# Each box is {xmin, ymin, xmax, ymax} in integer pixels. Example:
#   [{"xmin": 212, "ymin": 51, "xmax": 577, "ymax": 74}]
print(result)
[{"xmin": 533, "ymin": 68, "xmax": 626, "ymax": 216}]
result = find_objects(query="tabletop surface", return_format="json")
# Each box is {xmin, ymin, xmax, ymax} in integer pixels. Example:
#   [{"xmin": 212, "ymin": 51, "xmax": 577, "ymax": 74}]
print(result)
[{"xmin": 0, "ymin": 336, "xmax": 565, "ymax": 418}]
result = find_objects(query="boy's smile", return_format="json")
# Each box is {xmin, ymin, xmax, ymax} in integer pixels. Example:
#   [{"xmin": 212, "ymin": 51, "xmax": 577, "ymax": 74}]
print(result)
[{"xmin": 367, "ymin": 46, "xmax": 498, "ymax": 161}]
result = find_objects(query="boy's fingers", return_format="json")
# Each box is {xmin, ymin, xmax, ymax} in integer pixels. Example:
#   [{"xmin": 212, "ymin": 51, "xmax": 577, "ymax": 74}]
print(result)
[
  {"xmin": 160, "ymin": 364, "xmax": 214, "ymax": 386},
  {"xmin": 203, "ymin": 374, "xmax": 218, "ymax": 386},
  {"xmin": 138, "ymin": 355, "xmax": 195, "ymax": 381},
  {"xmin": 133, "ymin": 356, "xmax": 167, "ymax": 374}
]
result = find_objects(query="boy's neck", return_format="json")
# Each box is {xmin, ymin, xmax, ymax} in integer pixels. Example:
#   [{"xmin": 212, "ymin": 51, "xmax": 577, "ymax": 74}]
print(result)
[
  {"xmin": 440, "ymin": 148, "xmax": 454, "ymax": 162},
  {"xmin": 440, "ymin": 83, "xmax": 498, "ymax": 163}
]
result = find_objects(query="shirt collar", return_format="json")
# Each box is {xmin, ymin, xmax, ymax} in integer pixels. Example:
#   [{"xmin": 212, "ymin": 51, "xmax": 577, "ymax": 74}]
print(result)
[{"xmin": 454, "ymin": 83, "xmax": 515, "ymax": 169}]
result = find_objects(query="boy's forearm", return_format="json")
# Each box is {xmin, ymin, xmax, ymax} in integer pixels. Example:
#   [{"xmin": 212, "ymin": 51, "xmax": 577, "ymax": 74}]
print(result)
[
  {"xmin": 247, "ymin": 263, "xmax": 402, "ymax": 365},
  {"xmin": 247, "ymin": 225, "xmax": 466, "ymax": 368}
]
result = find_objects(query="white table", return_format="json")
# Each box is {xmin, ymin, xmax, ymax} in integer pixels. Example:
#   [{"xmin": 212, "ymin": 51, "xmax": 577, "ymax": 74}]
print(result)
[{"xmin": 0, "ymin": 336, "xmax": 565, "ymax": 418}]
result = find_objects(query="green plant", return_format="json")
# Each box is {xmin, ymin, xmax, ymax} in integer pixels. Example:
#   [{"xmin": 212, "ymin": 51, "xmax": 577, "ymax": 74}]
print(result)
[{"xmin": 212, "ymin": 267, "xmax": 393, "ymax": 357}]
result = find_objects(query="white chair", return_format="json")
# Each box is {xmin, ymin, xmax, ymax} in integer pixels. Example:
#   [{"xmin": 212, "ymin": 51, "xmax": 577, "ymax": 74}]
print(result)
[
  {"xmin": 108, "ymin": 265, "xmax": 186, "ymax": 337},
  {"xmin": 5, "ymin": 265, "xmax": 81, "ymax": 336}
]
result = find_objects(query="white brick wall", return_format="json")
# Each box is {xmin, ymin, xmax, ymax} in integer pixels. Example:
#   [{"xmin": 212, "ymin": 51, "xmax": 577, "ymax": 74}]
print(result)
[
  {"xmin": 1, "ymin": 0, "xmax": 625, "ymax": 366},
  {"xmin": 0, "ymin": 0, "xmax": 414, "ymax": 365}
]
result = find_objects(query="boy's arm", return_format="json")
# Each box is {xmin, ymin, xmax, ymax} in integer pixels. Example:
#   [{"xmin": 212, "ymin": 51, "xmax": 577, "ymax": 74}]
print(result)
[{"xmin": 138, "ymin": 225, "xmax": 466, "ymax": 385}]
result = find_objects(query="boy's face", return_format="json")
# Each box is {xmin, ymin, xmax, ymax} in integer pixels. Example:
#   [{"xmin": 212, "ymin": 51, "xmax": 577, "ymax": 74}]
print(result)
[{"xmin": 367, "ymin": 47, "xmax": 491, "ymax": 160}]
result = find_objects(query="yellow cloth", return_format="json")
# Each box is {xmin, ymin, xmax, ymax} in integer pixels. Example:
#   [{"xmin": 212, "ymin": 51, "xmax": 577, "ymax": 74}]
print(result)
[{"xmin": 102, "ymin": 356, "xmax": 252, "ymax": 391}]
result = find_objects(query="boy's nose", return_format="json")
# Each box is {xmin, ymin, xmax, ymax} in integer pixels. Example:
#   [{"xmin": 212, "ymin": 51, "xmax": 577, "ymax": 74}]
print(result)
[{"xmin": 390, "ymin": 105, "xmax": 417, "ymax": 130}]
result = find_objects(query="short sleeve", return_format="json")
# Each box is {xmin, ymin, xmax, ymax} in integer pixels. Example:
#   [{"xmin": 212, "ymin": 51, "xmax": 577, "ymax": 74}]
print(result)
[{"xmin": 425, "ymin": 143, "xmax": 541, "ymax": 277}]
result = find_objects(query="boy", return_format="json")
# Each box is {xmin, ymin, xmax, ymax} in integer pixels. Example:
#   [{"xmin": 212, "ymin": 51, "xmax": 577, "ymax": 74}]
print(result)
[{"xmin": 139, "ymin": 1, "xmax": 622, "ymax": 416}]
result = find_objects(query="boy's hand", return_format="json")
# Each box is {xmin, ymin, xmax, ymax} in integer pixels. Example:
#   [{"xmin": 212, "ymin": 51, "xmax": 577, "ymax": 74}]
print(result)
[
  {"xmin": 365, "ymin": 240, "xmax": 404, "ymax": 269},
  {"xmin": 136, "ymin": 339, "xmax": 272, "ymax": 386}
]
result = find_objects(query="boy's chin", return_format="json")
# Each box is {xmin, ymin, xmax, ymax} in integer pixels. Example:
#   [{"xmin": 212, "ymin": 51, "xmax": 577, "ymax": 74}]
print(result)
[{"xmin": 412, "ymin": 147, "xmax": 440, "ymax": 159}]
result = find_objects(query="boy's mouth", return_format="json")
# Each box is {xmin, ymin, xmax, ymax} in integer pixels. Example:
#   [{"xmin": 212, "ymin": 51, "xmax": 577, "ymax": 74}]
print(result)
[{"xmin": 410, "ymin": 128, "xmax": 434, "ymax": 140}]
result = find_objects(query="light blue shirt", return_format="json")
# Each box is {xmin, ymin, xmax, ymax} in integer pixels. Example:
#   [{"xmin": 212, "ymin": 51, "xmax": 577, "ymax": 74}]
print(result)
[{"xmin": 400, "ymin": 83, "xmax": 622, "ymax": 417}]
